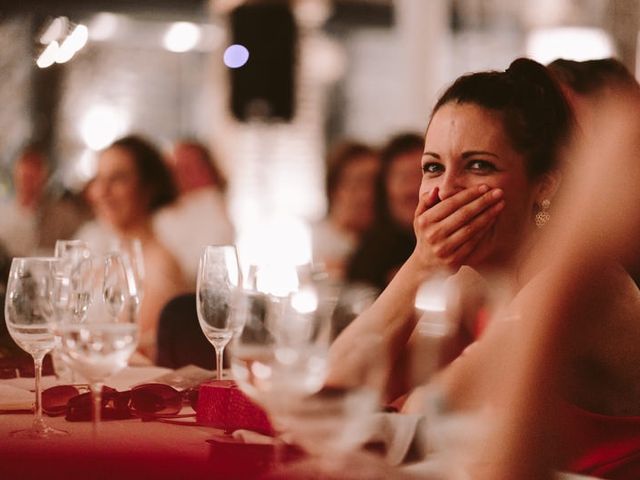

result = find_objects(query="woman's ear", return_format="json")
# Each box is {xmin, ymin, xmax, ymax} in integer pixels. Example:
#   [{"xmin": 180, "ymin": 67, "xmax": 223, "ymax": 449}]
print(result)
[{"xmin": 535, "ymin": 170, "xmax": 562, "ymax": 205}]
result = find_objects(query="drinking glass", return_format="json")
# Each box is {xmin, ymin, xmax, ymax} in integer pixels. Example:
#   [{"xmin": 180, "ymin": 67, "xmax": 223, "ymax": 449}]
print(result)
[
  {"xmin": 4, "ymin": 257, "xmax": 68, "ymax": 438},
  {"xmin": 111, "ymin": 237, "xmax": 145, "ymax": 301},
  {"xmin": 53, "ymin": 240, "xmax": 92, "ymax": 381},
  {"xmin": 230, "ymin": 264, "xmax": 333, "ymax": 402},
  {"xmin": 231, "ymin": 265, "xmax": 391, "ymax": 476},
  {"xmin": 56, "ymin": 252, "xmax": 140, "ymax": 435},
  {"xmin": 196, "ymin": 245, "xmax": 242, "ymax": 380}
]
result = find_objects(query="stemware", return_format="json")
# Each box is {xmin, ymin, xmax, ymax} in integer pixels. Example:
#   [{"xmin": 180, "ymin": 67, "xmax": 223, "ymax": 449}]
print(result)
[
  {"xmin": 52, "ymin": 240, "xmax": 92, "ymax": 381},
  {"xmin": 4, "ymin": 257, "xmax": 68, "ymax": 438},
  {"xmin": 55, "ymin": 252, "xmax": 140, "ymax": 435},
  {"xmin": 230, "ymin": 264, "xmax": 392, "ymax": 476},
  {"xmin": 230, "ymin": 263, "xmax": 333, "ymax": 402},
  {"xmin": 196, "ymin": 245, "xmax": 242, "ymax": 380},
  {"xmin": 110, "ymin": 237, "xmax": 145, "ymax": 301}
]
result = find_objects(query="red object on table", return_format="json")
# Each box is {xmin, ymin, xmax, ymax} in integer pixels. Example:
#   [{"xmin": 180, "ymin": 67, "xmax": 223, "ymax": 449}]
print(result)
[{"xmin": 196, "ymin": 380, "xmax": 275, "ymax": 435}]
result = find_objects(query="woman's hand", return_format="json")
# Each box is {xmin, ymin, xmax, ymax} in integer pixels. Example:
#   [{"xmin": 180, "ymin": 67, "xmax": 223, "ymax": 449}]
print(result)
[{"xmin": 412, "ymin": 184, "xmax": 504, "ymax": 272}]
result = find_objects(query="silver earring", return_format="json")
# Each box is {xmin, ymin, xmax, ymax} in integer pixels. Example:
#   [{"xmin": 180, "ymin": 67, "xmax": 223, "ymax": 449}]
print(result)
[{"xmin": 535, "ymin": 199, "xmax": 551, "ymax": 228}]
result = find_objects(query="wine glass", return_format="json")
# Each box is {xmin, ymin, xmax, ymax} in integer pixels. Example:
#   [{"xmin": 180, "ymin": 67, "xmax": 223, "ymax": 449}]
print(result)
[
  {"xmin": 53, "ymin": 240, "xmax": 92, "ymax": 381},
  {"xmin": 231, "ymin": 265, "xmax": 392, "ymax": 475},
  {"xmin": 55, "ymin": 252, "xmax": 140, "ymax": 435},
  {"xmin": 230, "ymin": 263, "xmax": 333, "ymax": 402},
  {"xmin": 196, "ymin": 245, "xmax": 242, "ymax": 380},
  {"xmin": 110, "ymin": 237, "xmax": 145, "ymax": 301},
  {"xmin": 4, "ymin": 257, "xmax": 68, "ymax": 438}
]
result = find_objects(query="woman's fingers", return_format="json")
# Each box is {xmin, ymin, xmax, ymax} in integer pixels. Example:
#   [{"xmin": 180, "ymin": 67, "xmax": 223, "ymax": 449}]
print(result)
[
  {"xmin": 426, "ymin": 185, "xmax": 495, "ymax": 223},
  {"xmin": 437, "ymin": 200, "xmax": 504, "ymax": 256},
  {"xmin": 415, "ymin": 187, "xmax": 440, "ymax": 218},
  {"xmin": 442, "ymin": 207, "xmax": 502, "ymax": 264}
]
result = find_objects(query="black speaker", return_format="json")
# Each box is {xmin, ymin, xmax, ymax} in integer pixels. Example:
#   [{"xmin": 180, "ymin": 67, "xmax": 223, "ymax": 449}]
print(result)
[{"xmin": 229, "ymin": 2, "xmax": 297, "ymax": 122}]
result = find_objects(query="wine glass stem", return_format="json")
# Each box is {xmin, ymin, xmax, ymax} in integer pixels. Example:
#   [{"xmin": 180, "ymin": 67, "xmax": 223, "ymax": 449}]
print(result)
[
  {"xmin": 32, "ymin": 353, "xmax": 45, "ymax": 431},
  {"xmin": 90, "ymin": 382, "xmax": 104, "ymax": 438},
  {"xmin": 214, "ymin": 346, "xmax": 224, "ymax": 381}
]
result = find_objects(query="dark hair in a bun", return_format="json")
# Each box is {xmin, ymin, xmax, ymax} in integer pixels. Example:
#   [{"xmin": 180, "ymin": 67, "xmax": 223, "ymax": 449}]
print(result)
[{"xmin": 431, "ymin": 57, "xmax": 573, "ymax": 177}]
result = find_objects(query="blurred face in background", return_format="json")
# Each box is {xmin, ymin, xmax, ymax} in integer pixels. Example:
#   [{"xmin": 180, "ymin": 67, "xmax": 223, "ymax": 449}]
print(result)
[
  {"xmin": 88, "ymin": 146, "xmax": 150, "ymax": 232},
  {"xmin": 385, "ymin": 148, "xmax": 423, "ymax": 230},
  {"xmin": 331, "ymin": 153, "xmax": 380, "ymax": 234},
  {"xmin": 172, "ymin": 143, "xmax": 216, "ymax": 194},
  {"xmin": 14, "ymin": 152, "xmax": 47, "ymax": 208}
]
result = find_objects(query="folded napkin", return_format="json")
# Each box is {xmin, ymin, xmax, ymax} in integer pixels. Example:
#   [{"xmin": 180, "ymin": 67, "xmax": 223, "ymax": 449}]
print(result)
[
  {"xmin": 0, "ymin": 383, "xmax": 33, "ymax": 411},
  {"xmin": 230, "ymin": 412, "xmax": 424, "ymax": 467}
]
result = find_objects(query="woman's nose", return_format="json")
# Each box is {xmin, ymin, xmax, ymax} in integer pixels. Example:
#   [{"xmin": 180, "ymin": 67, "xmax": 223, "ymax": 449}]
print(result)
[{"xmin": 438, "ymin": 172, "xmax": 464, "ymax": 200}]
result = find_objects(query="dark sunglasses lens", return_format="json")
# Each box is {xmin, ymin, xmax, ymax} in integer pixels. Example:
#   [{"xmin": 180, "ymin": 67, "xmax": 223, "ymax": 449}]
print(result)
[
  {"xmin": 42, "ymin": 385, "xmax": 80, "ymax": 416},
  {"xmin": 186, "ymin": 388, "xmax": 199, "ymax": 411},
  {"xmin": 131, "ymin": 384, "xmax": 181, "ymax": 415}
]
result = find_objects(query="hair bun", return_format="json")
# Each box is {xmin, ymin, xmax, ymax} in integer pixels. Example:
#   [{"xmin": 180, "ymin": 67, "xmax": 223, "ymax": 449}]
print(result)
[{"xmin": 506, "ymin": 58, "xmax": 551, "ymax": 85}]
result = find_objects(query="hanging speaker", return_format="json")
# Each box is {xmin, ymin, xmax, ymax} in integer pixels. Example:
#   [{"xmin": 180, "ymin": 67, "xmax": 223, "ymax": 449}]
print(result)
[{"xmin": 229, "ymin": 2, "xmax": 297, "ymax": 122}]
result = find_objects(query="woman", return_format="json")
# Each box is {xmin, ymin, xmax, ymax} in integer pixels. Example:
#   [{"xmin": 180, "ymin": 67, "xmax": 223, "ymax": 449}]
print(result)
[
  {"xmin": 329, "ymin": 58, "xmax": 640, "ymax": 476},
  {"xmin": 78, "ymin": 135, "xmax": 188, "ymax": 360},
  {"xmin": 346, "ymin": 133, "xmax": 424, "ymax": 291},
  {"xmin": 330, "ymin": 58, "xmax": 570, "ymax": 392},
  {"xmin": 311, "ymin": 140, "xmax": 380, "ymax": 280}
]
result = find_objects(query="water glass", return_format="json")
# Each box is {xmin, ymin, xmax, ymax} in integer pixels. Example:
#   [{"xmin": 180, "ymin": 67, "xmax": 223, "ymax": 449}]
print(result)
[{"xmin": 5, "ymin": 257, "xmax": 68, "ymax": 438}]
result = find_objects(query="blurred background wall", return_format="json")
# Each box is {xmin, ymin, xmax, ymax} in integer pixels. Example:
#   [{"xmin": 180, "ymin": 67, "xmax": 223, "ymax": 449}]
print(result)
[{"xmin": 0, "ymin": 0, "xmax": 638, "ymax": 259}]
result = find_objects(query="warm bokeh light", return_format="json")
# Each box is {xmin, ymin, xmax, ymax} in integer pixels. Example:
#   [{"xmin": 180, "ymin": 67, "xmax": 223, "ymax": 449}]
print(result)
[
  {"xmin": 39, "ymin": 16, "xmax": 68, "ymax": 44},
  {"xmin": 36, "ymin": 41, "xmax": 59, "ymax": 68},
  {"xmin": 89, "ymin": 12, "xmax": 119, "ymax": 41},
  {"xmin": 79, "ymin": 105, "xmax": 127, "ymax": 151},
  {"xmin": 163, "ymin": 22, "xmax": 201, "ymax": 53},
  {"xmin": 223, "ymin": 44, "xmax": 249, "ymax": 68},
  {"xmin": 526, "ymin": 26, "xmax": 615, "ymax": 64}
]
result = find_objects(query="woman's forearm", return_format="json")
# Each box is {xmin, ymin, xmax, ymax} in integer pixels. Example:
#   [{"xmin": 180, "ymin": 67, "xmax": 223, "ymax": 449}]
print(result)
[{"xmin": 326, "ymin": 252, "xmax": 432, "ymax": 392}]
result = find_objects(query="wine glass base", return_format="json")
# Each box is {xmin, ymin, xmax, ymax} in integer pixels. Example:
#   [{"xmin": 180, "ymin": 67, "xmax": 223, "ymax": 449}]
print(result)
[{"xmin": 10, "ymin": 424, "xmax": 69, "ymax": 439}]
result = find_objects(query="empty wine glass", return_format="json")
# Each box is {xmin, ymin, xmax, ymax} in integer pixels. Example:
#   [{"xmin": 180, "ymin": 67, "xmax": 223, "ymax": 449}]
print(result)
[
  {"xmin": 231, "ymin": 265, "xmax": 392, "ymax": 476},
  {"xmin": 4, "ymin": 257, "xmax": 68, "ymax": 438},
  {"xmin": 110, "ymin": 237, "xmax": 145, "ymax": 301},
  {"xmin": 196, "ymin": 245, "xmax": 242, "ymax": 380},
  {"xmin": 56, "ymin": 252, "xmax": 140, "ymax": 435},
  {"xmin": 230, "ymin": 263, "xmax": 334, "ymax": 404},
  {"xmin": 53, "ymin": 240, "xmax": 92, "ymax": 381}
]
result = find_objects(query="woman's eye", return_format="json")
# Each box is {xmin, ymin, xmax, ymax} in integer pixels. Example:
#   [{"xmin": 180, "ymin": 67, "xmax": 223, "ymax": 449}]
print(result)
[
  {"xmin": 422, "ymin": 162, "xmax": 443, "ymax": 175},
  {"xmin": 467, "ymin": 160, "xmax": 497, "ymax": 173}
]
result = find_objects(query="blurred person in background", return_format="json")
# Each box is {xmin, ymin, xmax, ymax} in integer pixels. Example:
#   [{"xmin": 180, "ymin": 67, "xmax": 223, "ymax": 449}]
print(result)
[
  {"xmin": 346, "ymin": 133, "xmax": 424, "ymax": 291},
  {"xmin": 311, "ymin": 140, "xmax": 380, "ymax": 281},
  {"xmin": 0, "ymin": 143, "xmax": 86, "ymax": 257},
  {"xmin": 76, "ymin": 135, "xmax": 188, "ymax": 360},
  {"xmin": 153, "ymin": 139, "xmax": 235, "ymax": 288}
]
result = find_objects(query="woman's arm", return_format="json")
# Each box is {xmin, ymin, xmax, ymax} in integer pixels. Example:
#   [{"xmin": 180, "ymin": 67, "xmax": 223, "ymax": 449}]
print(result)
[{"xmin": 326, "ymin": 185, "xmax": 505, "ymax": 399}]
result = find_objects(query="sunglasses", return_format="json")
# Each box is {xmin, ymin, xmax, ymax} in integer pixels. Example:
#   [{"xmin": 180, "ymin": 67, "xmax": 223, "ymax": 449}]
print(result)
[{"xmin": 42, "ymin": 383, "xmax": 199, "ymax": 421}]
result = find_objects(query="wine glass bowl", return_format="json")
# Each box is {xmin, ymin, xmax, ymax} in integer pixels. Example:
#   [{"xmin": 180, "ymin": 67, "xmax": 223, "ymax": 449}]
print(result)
[
  {"xmin": 196, "ymin": 245, "xmax": 242, "ymax": 380},
  {"xmin": 4, "ymin": 257, "xmax": 68, "ymax": 438}
]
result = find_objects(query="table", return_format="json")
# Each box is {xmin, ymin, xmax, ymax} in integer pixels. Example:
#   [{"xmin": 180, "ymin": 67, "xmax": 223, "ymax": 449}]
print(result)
[{"xmin": 0, "ymin": 367, "xmax": 263, "ymax": 480}]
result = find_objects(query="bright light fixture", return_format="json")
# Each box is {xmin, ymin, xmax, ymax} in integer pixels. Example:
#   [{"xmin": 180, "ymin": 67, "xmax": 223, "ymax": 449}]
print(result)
[
  {"xmin": 526, "ymin": 26, "xmax": 616, "ymax": 65},
  {"xmin": 163, "ymin": 22, "xmax": 201, "ymax": 53}
]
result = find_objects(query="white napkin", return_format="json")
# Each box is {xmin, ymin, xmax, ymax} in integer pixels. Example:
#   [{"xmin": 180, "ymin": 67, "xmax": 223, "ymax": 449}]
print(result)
[
  {"xmin": 230, "ymin": 412, "xmax": 424, "ymax": 466},
  {"xmin": 0, "ymin": 383, "xmax": 33, "ymax": 410}
]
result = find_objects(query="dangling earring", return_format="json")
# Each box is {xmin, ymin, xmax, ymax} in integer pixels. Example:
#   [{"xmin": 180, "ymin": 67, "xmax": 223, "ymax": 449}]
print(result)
[{"xmin": 535, "ymin": 199, "xmax": 551, "ymax": 228}]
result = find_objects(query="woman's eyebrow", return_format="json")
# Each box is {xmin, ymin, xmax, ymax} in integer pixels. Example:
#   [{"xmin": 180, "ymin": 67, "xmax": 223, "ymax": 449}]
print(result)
[
  {"xmin": 422, "ymin": 151, "xmax": 440, "ymax": 159},
  {"xmin": 462, "ymin": 150, "xmax": 499, "ymax": 158}
]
